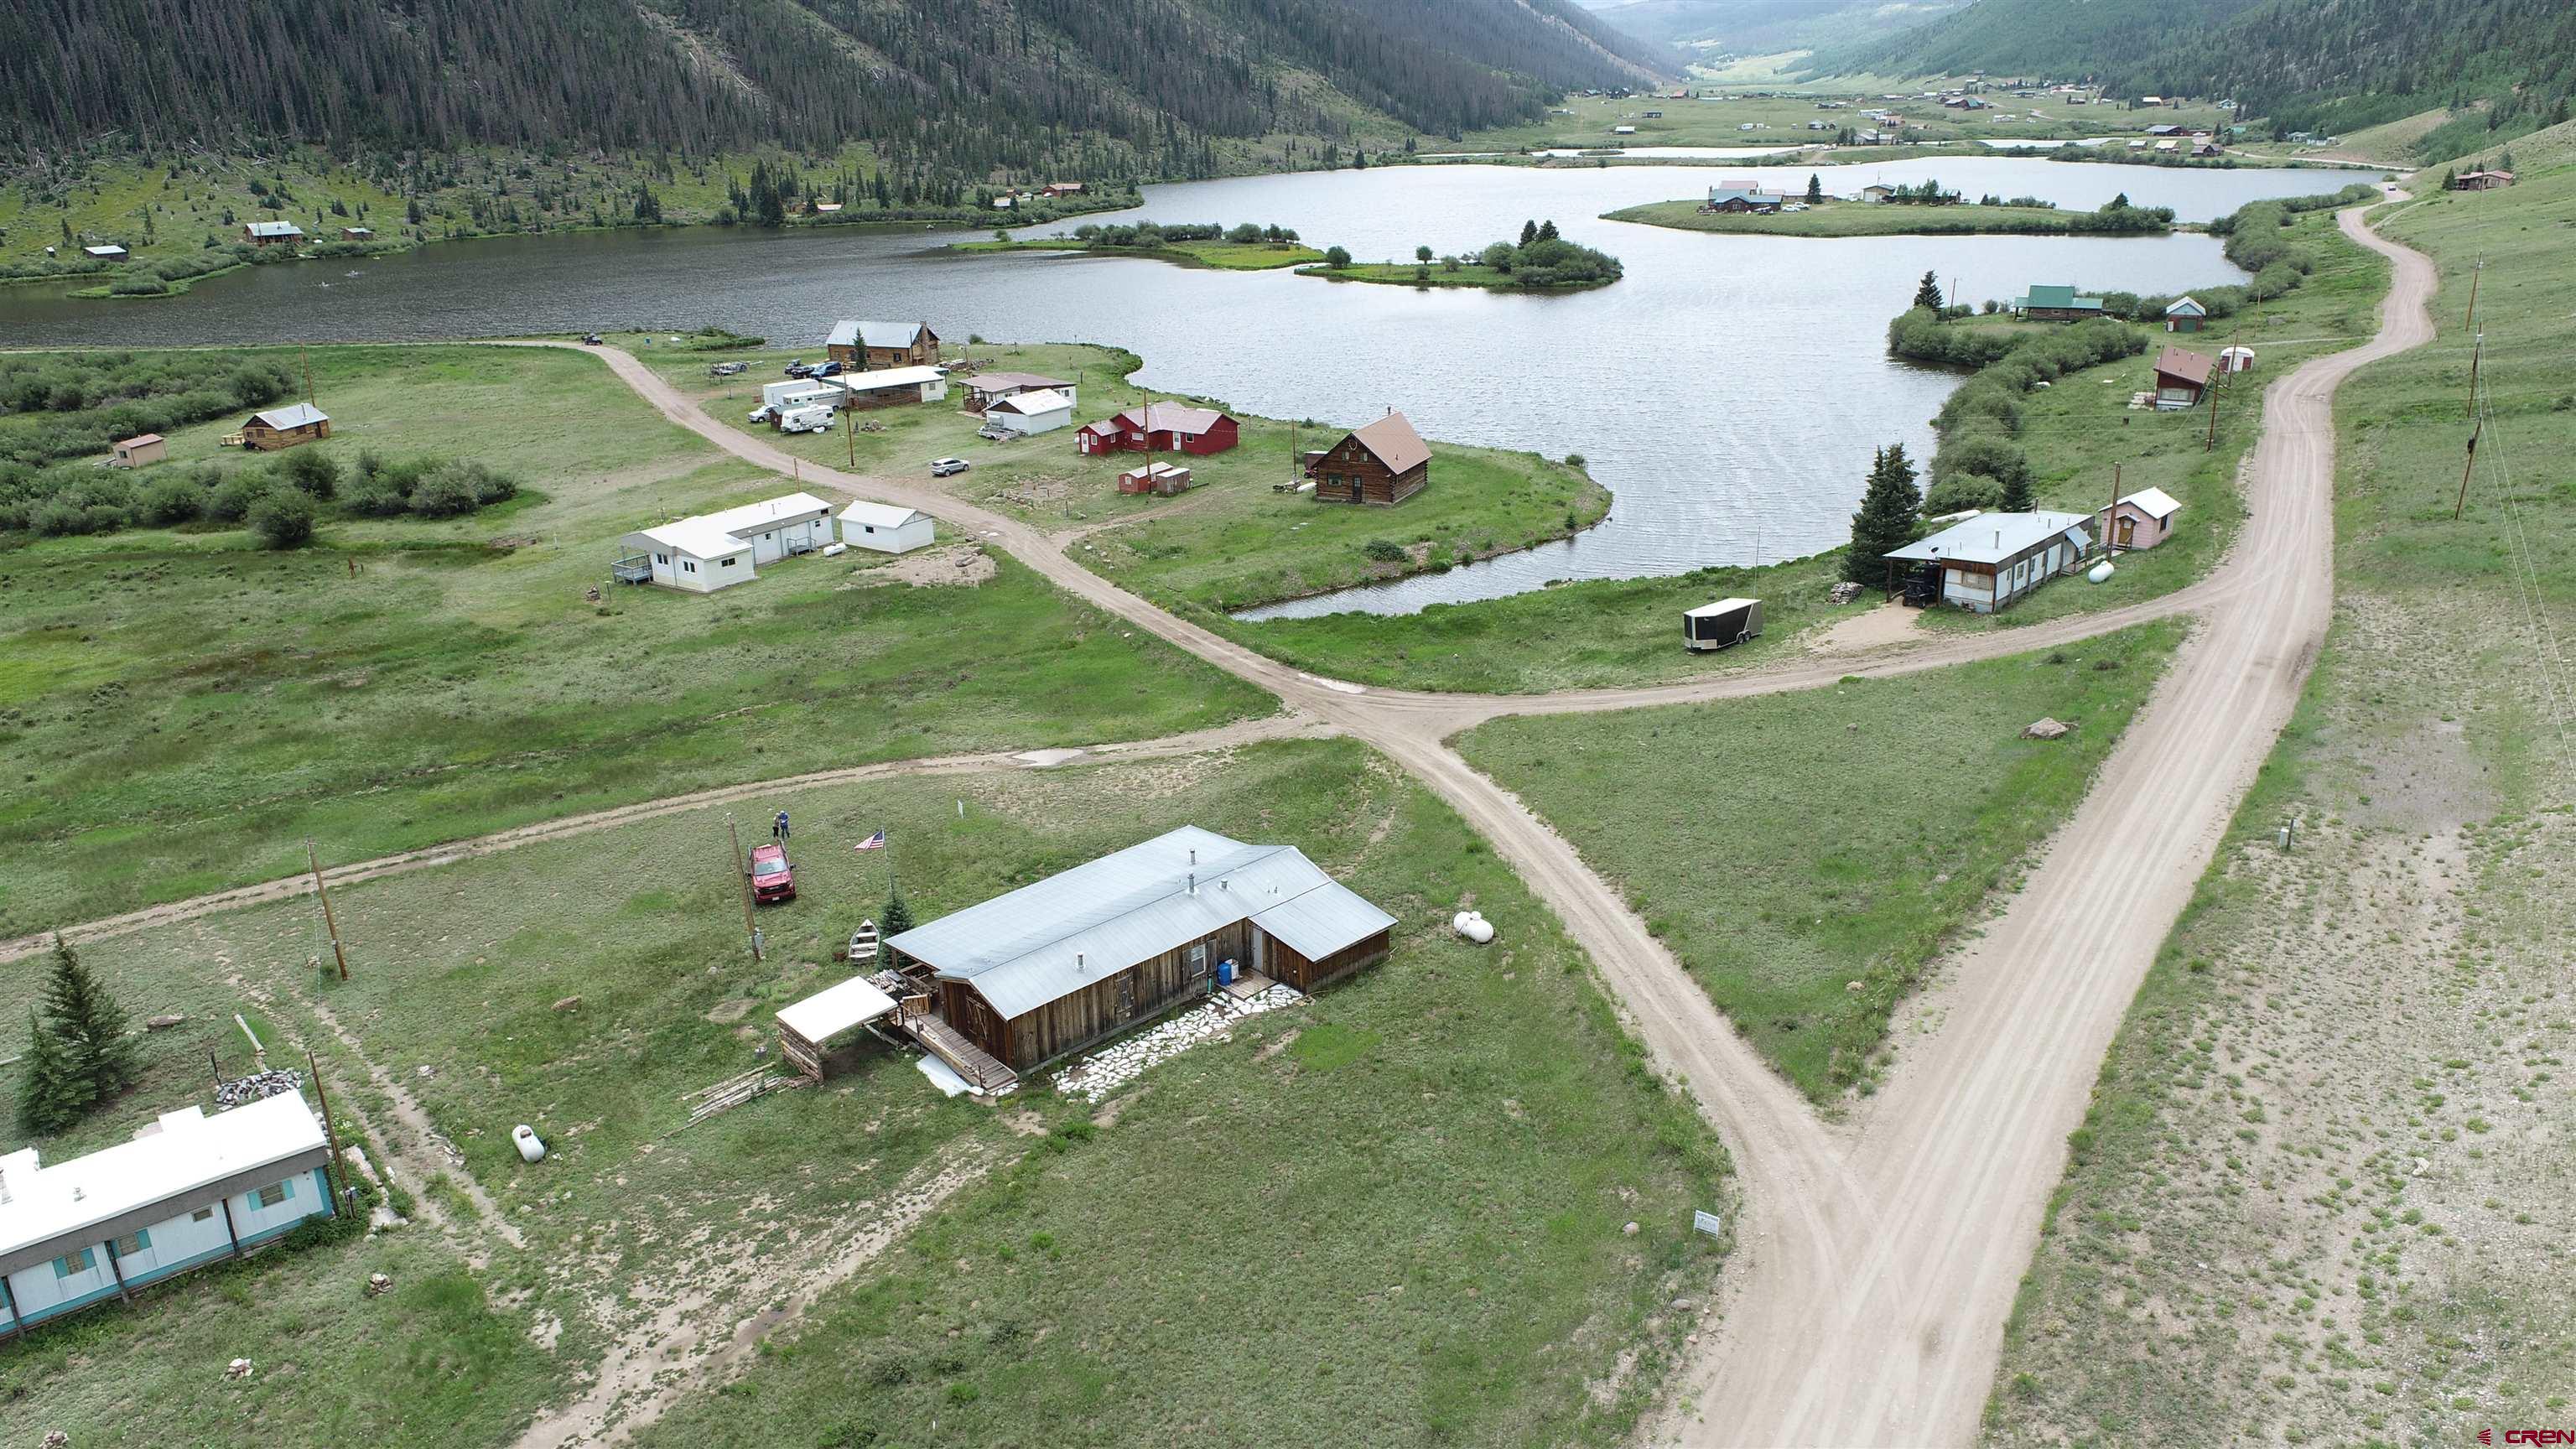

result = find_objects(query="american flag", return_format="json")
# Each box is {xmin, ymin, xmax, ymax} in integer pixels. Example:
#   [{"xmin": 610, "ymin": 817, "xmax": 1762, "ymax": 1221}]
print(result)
[{"xmin": 854, "ymin": 829, "xmax": 886, "ymax": 851}]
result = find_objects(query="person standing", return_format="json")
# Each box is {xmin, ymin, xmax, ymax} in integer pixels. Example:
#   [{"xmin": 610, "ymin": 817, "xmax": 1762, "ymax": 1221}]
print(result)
[{"xmin": 773, "ymin": 810, "xmax": 790, "ymax": 842}]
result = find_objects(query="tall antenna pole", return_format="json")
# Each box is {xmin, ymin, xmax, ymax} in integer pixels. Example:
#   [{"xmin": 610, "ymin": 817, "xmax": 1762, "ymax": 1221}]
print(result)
[
  {"xmin": 307, "ymin": 840, "xmax": 348, "ymax": 980},
  {"xmin": 727, "ymin": 816, "xmax": 761, "ymax": 962},
  {"xmin": 2461, "ymin": 253, "xmax": 2483, "ymax": 337}
]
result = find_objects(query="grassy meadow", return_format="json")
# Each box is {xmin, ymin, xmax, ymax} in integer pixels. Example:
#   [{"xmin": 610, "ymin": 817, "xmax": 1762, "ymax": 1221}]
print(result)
[
  {"xmin": 641, "ymin": 339, "xmax": 1611, "ymax": 615},
  {"xmin": 1461, "ymin": 621, "xmax": 2183, "ymax": 1098},
  {"xmin": 1451, "ymin": 91, "xmax": 2243, "ymax": 157},
  {"xmin": 1987, "ymin": 133, "xmax": 2576, "ymax": 1444},
  {"xmin": 1295, "ymin": 257, "xmax": 1613, "ymax": 290},
  {"xmin": 951, "ymin": 236, "xmax": 1323, "ymax": 270},
  {"xmin": 2, "ymin": 738, "xmax": 1728, "ymax": 1449},
  {"xmin": 0, "ymin": 342, "xmax": 1270, "ymax": 934}
]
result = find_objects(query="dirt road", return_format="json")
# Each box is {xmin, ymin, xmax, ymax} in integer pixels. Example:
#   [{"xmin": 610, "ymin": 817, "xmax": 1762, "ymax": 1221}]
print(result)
[
  {"xmin": 31, "ymin": 200, "xmax": 2428, "ymax": 1445},
  {"xmin": 1656, "ymin": 200, "xmax": 2436, "ymax": 1444}
]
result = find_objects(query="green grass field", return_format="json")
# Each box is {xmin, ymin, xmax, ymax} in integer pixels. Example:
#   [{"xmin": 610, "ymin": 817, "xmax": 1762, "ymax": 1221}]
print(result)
[
  {"xmin": 1462, "ymin": 622, "xmax": 2183, "ymax": 1098},
  {"xmin": 1986, "ymin": 132, "xmax": 2576, "ymax": 1444},
  {"xmin": 647, "ymin": 340, "xmax": 1610, "ymax": 615},
  {"xmin": 0, "ymin": 343, "xmax": 1270, "ymax": 934},
  {"xmin": 1452, "ymin": 91, "xmax": 2241, "ymax": 156},
  {"xmin": 1, "ymin": 738, "xmax": 1728, "ymax": 1449},
  {"xmin": 1605, "ymin": 200, "xmax": 2153, "ymax": 237}
]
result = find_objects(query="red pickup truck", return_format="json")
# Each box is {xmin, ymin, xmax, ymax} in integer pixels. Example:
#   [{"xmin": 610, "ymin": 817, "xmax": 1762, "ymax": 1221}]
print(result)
[{"xmin": 748, "ymin": 843, "xmax": 796, "ymax": 904}]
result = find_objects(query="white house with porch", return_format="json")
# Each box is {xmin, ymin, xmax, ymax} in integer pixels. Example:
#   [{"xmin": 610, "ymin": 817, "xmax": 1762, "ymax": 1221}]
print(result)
[
  {"xmin": 617, "ymin": 492, "xmax": 836, "ymax": 592},
  {"xmin": 1, "ymin": 1091, "xmax": 335, "ymax": 1337}
]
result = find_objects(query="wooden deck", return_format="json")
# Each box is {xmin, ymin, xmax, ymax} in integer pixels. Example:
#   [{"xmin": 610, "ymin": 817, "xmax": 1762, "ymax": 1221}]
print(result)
[{"xmin": 903, "ymin": 1010, "xmax": 1018, "ymax": 1094}]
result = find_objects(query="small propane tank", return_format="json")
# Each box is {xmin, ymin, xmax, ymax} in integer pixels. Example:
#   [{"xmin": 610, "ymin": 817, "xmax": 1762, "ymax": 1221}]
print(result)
[
  {"xmin": 512, "ymin": 1124, "xmax": 547, "ymax": 1163},
  {"xmin": 2086, "ymin": 560, "xmax": 2116, "ymax": 584},
  {"xmin": 1459, "ymin": 911, "xmax": 1496, "ymax": 945}
]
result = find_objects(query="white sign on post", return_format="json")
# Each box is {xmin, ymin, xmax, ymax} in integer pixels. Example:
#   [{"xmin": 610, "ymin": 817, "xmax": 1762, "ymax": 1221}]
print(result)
[{"xmin": 1693, "ymin": 1210, "xmax": 1725, "ymax": 1239}]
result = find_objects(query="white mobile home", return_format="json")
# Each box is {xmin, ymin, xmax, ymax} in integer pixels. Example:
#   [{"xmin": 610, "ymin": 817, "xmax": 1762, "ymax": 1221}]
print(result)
[
  {"xmin": 1, "ymin": 1091, "xmax": 336, "ymax": 1337},
  {"xmin": 840, "ymin": 500, "xmax": 937, "ymax": 554},
  {"xmin": 1887, "ymin": 510, "xmax": 2095, "ymax": 613},
  {"xmin": 619, "ymin": 491, "xmax": 834, "ymax": 591},
  {"xmin": 833, "ymin": 366, "xmax": 948, "ymax": 410},
  {"xmin": 984, "ymin": 387, "xmax": 1072, "ymax": 437}
]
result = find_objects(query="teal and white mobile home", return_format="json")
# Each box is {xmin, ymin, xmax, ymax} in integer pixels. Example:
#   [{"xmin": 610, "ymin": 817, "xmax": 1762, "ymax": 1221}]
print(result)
[{"xmin": 0, "ymin": 1090, "xmax": 336, "ymax": 1336}]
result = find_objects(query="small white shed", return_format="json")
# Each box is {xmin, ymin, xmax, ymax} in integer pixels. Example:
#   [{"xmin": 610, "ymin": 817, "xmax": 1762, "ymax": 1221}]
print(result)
[
  {"xmin": 841, "ymin": 501, "xmax": 936, "ymax": 554},
  {"xmin": 985, "ymin": 387, "xmax": 1072, "ymax": 437}
]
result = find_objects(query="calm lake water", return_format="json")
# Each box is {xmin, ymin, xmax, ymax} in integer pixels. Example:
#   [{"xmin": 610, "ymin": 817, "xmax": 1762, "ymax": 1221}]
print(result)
[{"xmin": 0, "ymin": 158, "xmax": 2373, "ymax": 615}]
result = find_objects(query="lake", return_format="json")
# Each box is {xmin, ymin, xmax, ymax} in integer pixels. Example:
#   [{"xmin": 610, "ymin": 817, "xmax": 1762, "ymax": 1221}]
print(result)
[{"xmin": 0, "ymin": 158, "xmax": 2372, "ymax": 616}]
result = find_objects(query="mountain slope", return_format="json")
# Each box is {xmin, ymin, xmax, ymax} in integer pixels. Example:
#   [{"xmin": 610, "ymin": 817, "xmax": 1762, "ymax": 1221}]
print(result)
[
  {"xmin": 1831, "ymin": 0, "xmax": 2573, "ymax": 161},
  {"xmin": 1594, "ymin": 0, "xmax": 1969, "ymax": 57},
  {"xmin": 0, "ymin": 0, "xmax": 1672, "ymax": 182}
]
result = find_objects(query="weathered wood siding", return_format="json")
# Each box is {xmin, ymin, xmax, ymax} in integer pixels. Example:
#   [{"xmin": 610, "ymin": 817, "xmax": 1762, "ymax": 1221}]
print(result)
[
  {"xmin": 1309, "ymin": 437, "xmax": 1427, "ymax": 506},
  {"xmin": 242, "ymin": 419, "xmax": 330, "ymax": 451},
  {"xmin": 1260, "ymin": 927, "xmax": 1391, "ymax": 993}
]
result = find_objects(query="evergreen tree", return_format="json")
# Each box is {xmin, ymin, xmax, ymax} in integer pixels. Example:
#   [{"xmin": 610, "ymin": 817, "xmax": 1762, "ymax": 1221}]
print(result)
[
  {"xmin": 1536, "ymin": 218, "xmax": 1559, "ymax": 242},
  {"xmin": 1844, "ymin": 444, "xmax": 1923, "ymax": 585},
  {"xmin": 17, "ymin": 1009, "xmax": 85, "ymax": 1136},
  {"xmin": 1805, "ymin": 174, "xmax": 1824, "ymax": 204},
  {"xmin": 41, "ymin": 935, "xmax": 138, "ymax": 1106},
  {"xmin": 1519, "ymin": 218, "xmax": 1537, "ymax": 247},
  {"xmin": 1999, "ymin": 470, "xmax": 2035, "ymax": 512},
  {"xmin": 876, "ymin": 891, "xmax": 916, "ymax": 965},
  {"xmin": 1914, "ymin": 269, "xmax": 1945, "ymax": 311}
]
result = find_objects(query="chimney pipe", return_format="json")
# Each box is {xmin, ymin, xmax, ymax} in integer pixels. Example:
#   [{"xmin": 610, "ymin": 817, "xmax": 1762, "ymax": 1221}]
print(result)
[
  {"xmin": 1078, "ymin": 952, "xmax": 1085, "ymax": 973},
  {"xmin": 1187, "ymin": 870, "xmax": 1197, "ymax": 896}
]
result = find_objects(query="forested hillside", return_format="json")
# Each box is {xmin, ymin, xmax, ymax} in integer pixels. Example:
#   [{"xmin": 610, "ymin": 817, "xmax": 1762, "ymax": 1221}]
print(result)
[
  {"xmin": 1592, "ymin": 0, "xmax": 1969, "ymax": 57},
  {"xmin": 1831, "ymin": 0, "xmax": 2574, "ymax": 162},
  {"xmin": 0, "ymin": 0, "xmax": 1670, "ymax": 185}
]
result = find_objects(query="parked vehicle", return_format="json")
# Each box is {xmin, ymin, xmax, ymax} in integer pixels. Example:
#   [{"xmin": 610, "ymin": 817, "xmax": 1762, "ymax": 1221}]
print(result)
[
  {"xmin": 780, "ymin": 404, "xmax": 838, "ymax": 434},
  {"xmin": 975, "ymin": 423, "xmax": 1012, "ymax": 441},
  {"xmin": 582, "ymin": 333, "xmax": 604, "ymax": 345},
  {"xmin": 813, "ymin": 361, "xmax": 844, "ymax": 378},
  {"xmin": 748, "ymin": 844, "xmax": 796, "ymax": 904},
  {"xmin": 709, "ymin": 361, "xmax": 748, "ymax": 377},
  {"xmin": 748, "ymin": 404, "xmax": 775, "ymax": 424},
  {"xmin": 929, "ymin": 456, "xmax": 971, "ymax": 477},
  {"xmin": 783, "ymin": 360, "xmax": 816, "ymax": 378}
]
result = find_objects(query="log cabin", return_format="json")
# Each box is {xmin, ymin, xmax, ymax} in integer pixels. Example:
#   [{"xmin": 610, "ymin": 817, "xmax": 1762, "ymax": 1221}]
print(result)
[
  {"xmin": 242, "ymin": 221, "xmax": 304, "ymax": 247},
  {"xmin": 824, "ymin": 319, "xmax": 940, "ymax": 369},
  {"xmin": 241, "ymin": 402, "xmax": 330, "ymax": 450},
  {"xmin": 2151, "ymin": 345, "xmax": 2215, "ymax": 408},
  {"xmin": 880, "ymin": 827, "xmax": 1395, "ymax": 1091},
  {"xmin": 1308, "ymin": 411, "xmax": 1431, "ymax": 505}
]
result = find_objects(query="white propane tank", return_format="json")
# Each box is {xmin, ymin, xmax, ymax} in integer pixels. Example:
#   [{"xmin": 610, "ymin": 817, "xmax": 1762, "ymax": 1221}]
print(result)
[
  {"xmin": 512, "ymin": 1124, "xmax": 546, "ymax": 1163},
  {"xmin": 1452, "ymin": 910, "xmax": 1476, "ymax": 936},
  {"xmin": 2086, "ymin": 560, "xmax": 2116, "ymax": 584},
  {"xmin": 1460, "ymin": 912, "xmax": 1496, "ymax": 945}
]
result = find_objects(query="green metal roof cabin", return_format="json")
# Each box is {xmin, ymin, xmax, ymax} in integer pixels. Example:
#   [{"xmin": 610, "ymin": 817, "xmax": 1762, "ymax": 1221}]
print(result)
[{"xmin": 2012, "ymin": 283, "xmax": 2106, "ymax": 321}]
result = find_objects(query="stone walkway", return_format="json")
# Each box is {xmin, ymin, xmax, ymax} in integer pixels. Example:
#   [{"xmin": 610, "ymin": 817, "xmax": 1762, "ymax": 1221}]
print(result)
[{"xmin": 1051, "ymin": 984, "xmax": 1304, "ymax": 1104}]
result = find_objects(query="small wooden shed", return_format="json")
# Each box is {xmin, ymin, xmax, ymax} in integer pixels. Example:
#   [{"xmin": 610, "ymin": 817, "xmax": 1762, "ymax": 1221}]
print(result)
[
  {"xmin": 1117, "ymin": 462, "xmax": 1193, "ymax": 496},
  {"xmin": 1308, "ymin": 412, "xmax": 1431, "ymax": 506},
  {"xmin": 2151, "ymin": 345, "xmax": 2215, "ymax": 408},
  {"xmin": 776, "ymin": 974, "xmax": 899, "ymax": 1080},
  {"xmin": 2105, "ymin": 487, "xmax": 2180, "ymax": 551},
  {"xmin": 242, "ymin": 402, "xmax": 330, "ymax": 450},
  {"xmin": 2164, "ymin": 295, "xmax": 2206, "ymax": 332},
  {"xmin": 109, "ymin": 434, "xmax": 167, "ymax": 468}
]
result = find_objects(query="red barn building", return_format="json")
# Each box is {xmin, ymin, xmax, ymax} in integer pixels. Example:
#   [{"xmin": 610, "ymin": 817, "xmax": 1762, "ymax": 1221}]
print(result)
[{"xmin": 1075, "ymin": 402, "xmax": 1239, "ymax": 456}]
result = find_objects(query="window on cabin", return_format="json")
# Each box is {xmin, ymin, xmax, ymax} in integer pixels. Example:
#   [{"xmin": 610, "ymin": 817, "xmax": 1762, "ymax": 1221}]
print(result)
[
  {"xmin": 256, "ymin": 1180, "xmax": 292, "ymax": 1209},
  {"xmin": 720, "ymin": 557, "xmax": 737, "ymax": 567},
  {"xmin": 194, "ymin": 1206, "xmax": 216, "ymax": 1223},
  {"xmin": 115, "ymin": 1230, "xmax": 150, "ymax": 1256},
  {"xmin": 55, "ymin": 1249, "xmax": 94, "ymax": 1277},
  {"xmin": 682, "ymin": 561, "xmax": 697, "ymax": 574}
]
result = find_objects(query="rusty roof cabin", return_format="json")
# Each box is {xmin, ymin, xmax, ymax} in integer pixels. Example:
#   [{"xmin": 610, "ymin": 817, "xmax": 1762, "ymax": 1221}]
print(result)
[
  {"xmin": 1307, "ymin": 411, "xmax": 1431, "ymax": 505},
  {"xmin": 878, "ymin": 828, "xmax": 1395, "ymax": 1093}
]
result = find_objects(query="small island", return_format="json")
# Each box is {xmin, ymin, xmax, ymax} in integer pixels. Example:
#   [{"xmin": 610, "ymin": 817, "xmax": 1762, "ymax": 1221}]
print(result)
[
  {"xmin": 953, "ymin": 221, "xmax": 1321, "ymax": 270},
  {"xmin": 1607, "ymin": 180, "xmax": 2176, "ymax": 239},
  {"xmin": 1296, "ymin": 219, "xmax": 1624, "ymax": 291}
]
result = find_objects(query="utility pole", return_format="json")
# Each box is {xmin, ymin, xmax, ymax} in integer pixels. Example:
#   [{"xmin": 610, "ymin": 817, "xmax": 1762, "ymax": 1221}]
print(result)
[
  {"xmin": 726, "ymin": 817, "xmax": 761, "ymax": 961},
  {"xmin": 2454, "ymin": 416, "xmax": 2482, "ymax": 521},
  {"xmin": 2462, "ymin": 254, "xmax": 2483, "ymax": 337},
  {"xmin": 307, "ymin": 841, "xmax": 348, "ymax": 980},
  {"xmin": 2464, "ymin": 329, "xmax": 2484, "ymax": 422},
  {"xmin": 306, "ymin": 1046, "xmax": 345, "ymax": 1210}
]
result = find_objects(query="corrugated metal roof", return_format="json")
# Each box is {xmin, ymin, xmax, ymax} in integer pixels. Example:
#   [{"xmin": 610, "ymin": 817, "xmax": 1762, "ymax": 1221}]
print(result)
[
  {"xmin": 251, "ymin": 402, "xmax": 329, "ymax": 429},
  {"xmin": 2166, "ymin": 295, "xmax": 2205, "ymax": 314},
  {"xmin": 633, "ymin": 518, "xmax": 752, "ymax": 558},
  {"xmin": 243, "ymin": 221, "xmax": 304, "ymax": 237},
  {"xmin": 1251, "ymin": 882, "xmax": 1395, "ymax": 961},
  {"xmin": 1345, "ymin": 412, "xmax": 1429, "ymax": 474},
  {"xmin": 835, "ymin": 366, "xmax": 944, "ymax": 392},
  {"xmin": 840, "ymin": 500, "xmax": 929, "ymax": 529},
  {"xmin": 2119, "ymin": 487, "xmax": 2183, "ymax": 520},
  {"xmin": 705, "ymin": 492, "xmax": 834, "ymax": 536},
  {"xmin": 2154, "ymin": 345, "xmax": 2215, "ymax": 385},
  {"xmin": 992, "ymin": 387, "xmax": 1071, "ymax": 415},
  {"xmin": 1887, "ymin": 510, "xmax": 2094, "ymax": 566},
  {"xmin": 1104, "ymin": 402, "xmax": 1228, "ymax": 435},
  {"xmin": 777, "ymin": 975, "xmax": 897, "ymax": 1042},
  {"xmin": 886, "ymin": 827, "xmax": 1389, "ymax": 1019},
  {"xmin": 967, "ymin": 372, "xmax": 1073, "ymax": 394},
  {"xmin": 0, "ymin": 1092, "xmax": 326, "ymax": 1272},
  {"xmin": 826, "ymin": 320, "xmax": 932, "ymax": 350}
]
